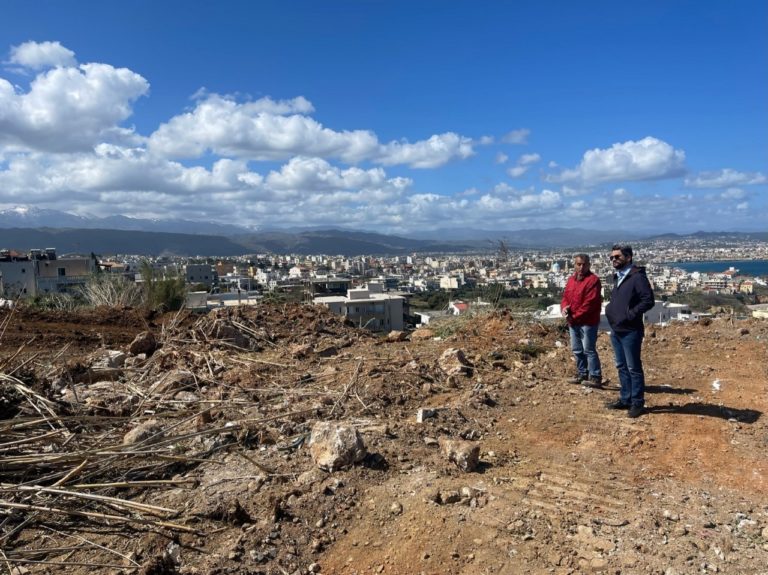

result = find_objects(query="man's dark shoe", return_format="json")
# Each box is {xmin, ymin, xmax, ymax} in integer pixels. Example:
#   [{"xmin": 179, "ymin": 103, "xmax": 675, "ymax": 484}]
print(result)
[
  {"xmin": 605, "ymin": 399, "xmax": 629, "ymax": 410},
  {"xmin": 627, "ymin": 405, "xmax": 645, "ymax": 418},
  {"xmin": 568, "ymin": 373, "xmax": 588, "ymax": 384},
  {"xmin": 584, "ymin": 375, "xmax": 603, "ymax": 388}
]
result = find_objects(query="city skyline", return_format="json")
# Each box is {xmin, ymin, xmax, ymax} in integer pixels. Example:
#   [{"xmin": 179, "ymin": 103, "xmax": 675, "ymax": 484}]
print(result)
[{"xmin": 1, "ymin": 0, "xmax": 766, "ymax": 234}]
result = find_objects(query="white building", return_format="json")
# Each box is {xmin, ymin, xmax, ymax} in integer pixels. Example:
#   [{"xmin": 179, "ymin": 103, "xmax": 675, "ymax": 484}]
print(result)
[
  {"xmin": 314, "ymin": 282, "xmax": 405, "ymax": 332},
  {"xmin": 0, "ymin": 259, "xmax": 37, "ymax": 297},
  {"xmin": 1, "ymin": 249, "xmax": 97, "ymax": 297},
  {"xmin": 540, "ymin": 300, "xmax": 691, "ymax": 330}
]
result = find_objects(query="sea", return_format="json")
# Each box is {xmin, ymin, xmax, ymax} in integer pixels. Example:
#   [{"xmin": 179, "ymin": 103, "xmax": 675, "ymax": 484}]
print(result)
[{"xmin": 665, "ymin": 260, "xmax": 768, "ymax": 277}]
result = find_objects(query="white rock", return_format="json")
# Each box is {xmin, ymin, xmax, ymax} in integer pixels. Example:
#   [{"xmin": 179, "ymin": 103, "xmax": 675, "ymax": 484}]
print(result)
[
  {"xmin": 438, "ymin": 348, "xmax": 471, "ymax": 377},
  {"xmin": 439, "ymin": 438, "xmax": 480, "ymax": 472},
  {"xmin": 416, "ymin": 408, "xmax": 437, "ymax": 423},
  {"xmin": 309, "ymin": 421, "xmax": 367, "ymax": 472}
]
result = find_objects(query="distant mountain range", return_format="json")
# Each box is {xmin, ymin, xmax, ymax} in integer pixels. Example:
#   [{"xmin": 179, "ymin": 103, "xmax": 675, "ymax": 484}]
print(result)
[
  {"xmin": 0, "ymin": 206, "xmax": 765, "ymax": 256},
  {"xmin": 0, "ymin": 206, "xmax": 252, "ymax": 236},
  {"xmin": 0, "ymin": 227, "xmax": 473, "ymax": 257}
]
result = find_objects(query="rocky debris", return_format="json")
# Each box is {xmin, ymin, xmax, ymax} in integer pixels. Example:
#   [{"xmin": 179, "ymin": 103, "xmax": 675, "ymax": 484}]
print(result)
[
  {"xmin": 315, "ymin": 344, "xmax": 339, "ymax": 358},
  {"xmin": 0, "ymin": 382, "xmax": 23, "ymax": 419},
  {"xmin": 129, "ymin": 331, "xmax": 158, "ymax": 356},
  {"xmin": 309, "ymin": 421, "xmax": 367, "ymax": 471},
  {"xmin": 123, "ymin": 419, "xmax": 165, "ymax": 445},
  {"xmin": 438, "ymin": 347, "xmax": 472, "ymax": 377},
  {"xmin": 289, "ymin": 343, "xmax": 313, "ymax": 358},
  {"xmin": 385, "ymin": 330, "xmax": 408, "ymax": 342},
  {"xmin": 1, "ymin": 306, "xmax": 767, "ymax": 575},
  {"xmin": 416, "ymin": 408, "xmax": 438, "ymax": 423},
  {"xmin": 90, "ymin": 349, "xmax": 127, "ymax": 369},
  {"xmin": 411, "ymin": 328, "xmax": 435, "ymax": 340},
  {"xmin": 439, "ymin": 437, "xmax": 480, "ymax": 472},
  {"xmin": 147, "ymin": 369, "xmax": 197, "ymax": 395}
]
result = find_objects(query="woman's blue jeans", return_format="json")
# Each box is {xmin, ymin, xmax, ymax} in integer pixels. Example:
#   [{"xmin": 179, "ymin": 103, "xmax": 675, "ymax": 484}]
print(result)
[
  {"xmin": 610, "ymin": 330, "xmax": 645, "ymax": 407},
  {"xmin": 569, "ymin": 324, "xmax": 601, "ymax": 377}
]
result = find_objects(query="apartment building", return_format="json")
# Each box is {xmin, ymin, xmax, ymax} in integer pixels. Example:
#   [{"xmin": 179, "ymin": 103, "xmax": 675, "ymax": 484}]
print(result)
[
  {"xmin": 36, "ymin": 254, "xmax": 97, "ymax": 294},
  {"xmin": 0, "ymin": 252, "xmax": 36, "ymax": 297},
  {"xmin": 314, "ymin": 282, "xmax": 405, "ymax": 332},
  {"xmin": 0, "ymin": 248, "xmax": 96, "ymax": 297},
  {"xmin": 184, "ymin": 263, "xmax": 216, "ymax": 288}
]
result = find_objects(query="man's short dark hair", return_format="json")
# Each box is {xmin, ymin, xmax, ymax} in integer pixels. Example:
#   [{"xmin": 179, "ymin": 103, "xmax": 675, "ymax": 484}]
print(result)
[
  {"xmin": 574, "ymin": 253, "xmax": 590, "ymax": 264},
  {"xmin": 612, "ymin": 244, "xmax": 633, "ymax": 258}
]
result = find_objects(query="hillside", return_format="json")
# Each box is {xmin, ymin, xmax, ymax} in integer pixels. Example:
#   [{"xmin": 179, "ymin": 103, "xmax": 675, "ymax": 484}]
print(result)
[
  {"xmin": 0, "ymin": 305, "xmax": 767, "ymax": 574},
  {"xmin": 0, "ymin": 228, "xmax": 248, "ymax": 256}
]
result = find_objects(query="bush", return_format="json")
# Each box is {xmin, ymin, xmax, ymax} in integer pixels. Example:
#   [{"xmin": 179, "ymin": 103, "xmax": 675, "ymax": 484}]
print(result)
[
  {"xmin": 140, "ymin": 261, "xmax": 187, "ymax": 312},
  {"xmin": 80, "ymin": 274, "xmax": 143, "ymax": 307}
]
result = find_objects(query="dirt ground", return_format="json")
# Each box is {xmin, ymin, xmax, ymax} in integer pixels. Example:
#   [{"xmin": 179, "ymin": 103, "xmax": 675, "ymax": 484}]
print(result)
[{"xmin": 1, "ymin": 304, "xmax": 767, "ymax": 575}]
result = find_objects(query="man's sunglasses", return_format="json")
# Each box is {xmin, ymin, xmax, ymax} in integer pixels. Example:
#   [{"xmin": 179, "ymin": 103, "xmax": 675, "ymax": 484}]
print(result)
[{"xmin": 609, "ymin": 255, "xmax": 624, "ymax": 260}]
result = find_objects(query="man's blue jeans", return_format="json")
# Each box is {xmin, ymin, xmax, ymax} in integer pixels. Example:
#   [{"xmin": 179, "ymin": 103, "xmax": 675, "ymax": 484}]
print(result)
[
  {"xmin": 569, "ymin": 324, "xmax": 601, "ymax": 378},
  {"xmin": 610, "ymin": 330, "xmax": 645, "ymax": 407}
]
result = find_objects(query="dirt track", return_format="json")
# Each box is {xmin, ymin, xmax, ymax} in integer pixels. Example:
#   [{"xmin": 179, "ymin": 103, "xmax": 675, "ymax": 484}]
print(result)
[{"xmin": 1, "ymin": 305, "xmax": 767, "ymax": 574}]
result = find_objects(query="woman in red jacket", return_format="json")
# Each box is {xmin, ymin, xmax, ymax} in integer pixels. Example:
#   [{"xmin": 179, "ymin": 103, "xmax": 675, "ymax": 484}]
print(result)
[{"xmin": 561, "ymin": 254, "xmax": 603, "ymax": 387}]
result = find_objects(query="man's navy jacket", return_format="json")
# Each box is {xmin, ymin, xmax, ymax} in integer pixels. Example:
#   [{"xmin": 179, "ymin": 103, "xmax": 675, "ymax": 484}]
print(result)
[{"xmin": 605, "ymin": 265, "xmax": 655, "ymax": 334}]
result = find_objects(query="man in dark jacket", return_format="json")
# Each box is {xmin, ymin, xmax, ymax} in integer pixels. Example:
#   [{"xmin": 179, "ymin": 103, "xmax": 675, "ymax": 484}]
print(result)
[
  {"xmin": 561, "ymin": 254, "xmax": 602, "ymax": 387},
  {"xmin": 604, "ymin": 244, "xmax": 655, "ymax": 418}
]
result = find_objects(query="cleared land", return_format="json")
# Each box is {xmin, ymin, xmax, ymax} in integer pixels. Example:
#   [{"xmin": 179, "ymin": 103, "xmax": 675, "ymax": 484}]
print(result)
[{"xmin": 1, "ymin": 304, "xmax": 767, "ymax": 574}]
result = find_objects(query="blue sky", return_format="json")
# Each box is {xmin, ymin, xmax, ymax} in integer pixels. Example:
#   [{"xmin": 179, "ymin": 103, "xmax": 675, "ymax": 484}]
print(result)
[{"xmin": 1, "ymin": 0, "xmax": 766, "ymax": 234}]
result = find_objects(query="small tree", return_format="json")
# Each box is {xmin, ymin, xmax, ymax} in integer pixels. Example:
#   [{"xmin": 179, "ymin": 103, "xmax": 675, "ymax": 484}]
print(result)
[{"xmin": 140, "ymin": 261, "xmax": 187, "ymax": 312}]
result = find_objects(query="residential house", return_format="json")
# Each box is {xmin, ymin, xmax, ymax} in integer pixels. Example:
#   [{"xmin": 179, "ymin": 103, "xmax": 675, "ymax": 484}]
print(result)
[
  {"xmin": 184, "ymin": 264, "xmax": 216, "ymax": 288},
  {"xmin": 314, "ymin": 282, "xmax": 405, "ymax": 332}
]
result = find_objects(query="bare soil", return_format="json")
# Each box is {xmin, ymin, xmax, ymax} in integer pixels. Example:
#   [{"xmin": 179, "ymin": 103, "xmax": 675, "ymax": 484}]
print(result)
[{"xmin": 1, "ymin": 304, "xmax": 767, "ymax": 575}]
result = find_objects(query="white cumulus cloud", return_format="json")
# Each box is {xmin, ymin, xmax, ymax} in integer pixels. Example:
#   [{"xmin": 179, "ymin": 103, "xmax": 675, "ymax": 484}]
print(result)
[
  {"xmin": 148, "ymin": 94, "xmax": 474, "ymax": 168},
  {"xmin": 265, "ymin": 156, "xmax": 405, "ymax": 193},
  {"xmin": 0, "ymin": 50, "xmax": 149, "ymax": 152},
  {"xmin": 684, "ymin": 168, "xmax": 767, "ymax": 188},
  {"xmin": 9, "ymin": 41, "xmax": 77, "ymax": 70},
  {"xmin": 377, "ymin": 133, "xmax": 474, "ymax": 168},
  {"xmin": 547, "ymin": 137, "xmax": 686, "ymax": 185}
]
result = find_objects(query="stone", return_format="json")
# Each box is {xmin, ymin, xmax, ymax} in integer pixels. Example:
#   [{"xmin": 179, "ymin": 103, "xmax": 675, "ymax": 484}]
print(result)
[
  {"xmin": 439, "ymin": 438, "xmax": 480, "ymax": 472},
  {"xmin": 438, "ymin": 348, "xmax": 471, "ymax": 377},
  {"xmin": 411, "ymin": 328, "xmax": 435, "ymax": 340},
  {"xmin": 90, "ymin": 349, "xmax": 127, "ymax": 369},
  {"xmin": 150, "ymin": 369, "xmax": 196, "ymax": 395},
  {"xmin": 129, "ymin": 331, "xmax": 158, "ymax": 356},
  {"xmin": 315, "ymin": 345, "xmax": 339, "ymax": 358},
  {"xmin": 416, "ymin": 408, "xmax": 438, "ymax": 423},
  {"xmin": 390, "ymin": 502, "xmax": 403, "ymax": 515},
  {"xmin": 309, "ymin": 421, "xmax": 367, "ymax": 471},
  {"xmin": 123, "ymin": 419, "xmax": 164, "ymax": 445},
  {"xmin": 212, "ymin": 324, "xmax": 250, "ymax": 349},
  {"xmin": 441, "ymin": 490, "xmax": 462, "ymax": 504},
  {"xmin": 288, "ymin": 343, "xmax": 312, "ymax": 358},
  {"xmin": 386, "ymin": 330, "xmax": 408, "ymax": 342}
]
